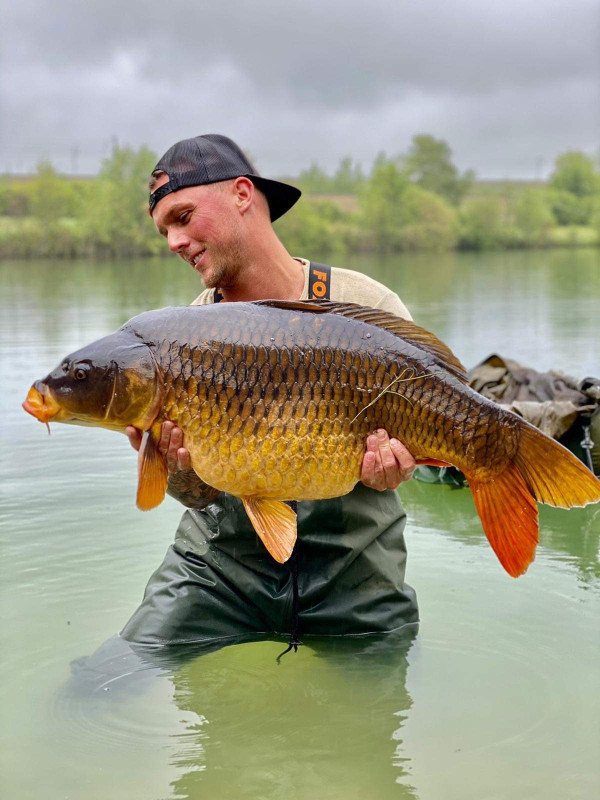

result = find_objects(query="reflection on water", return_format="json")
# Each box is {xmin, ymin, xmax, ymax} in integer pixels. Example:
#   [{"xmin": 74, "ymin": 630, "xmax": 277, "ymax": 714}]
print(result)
[
  {"xmin": 3, "ymin": 248, "xmax": 600, "ymax": 376},
  {"xmin": 65, "ymin": 631, "xmax": 418, "ymax": 799},
  {"xmin": 1, "ymin": 250, "xmax": 599, "ymax": 800},
  {"xmin": 403, "ymin": 480, "xmax": 600, "ymax": 586}
]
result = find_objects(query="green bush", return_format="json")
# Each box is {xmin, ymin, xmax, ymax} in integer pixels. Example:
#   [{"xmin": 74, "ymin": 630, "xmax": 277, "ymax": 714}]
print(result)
[
  {"xmin": 548, "ymin": 226, "xmax": 599, "ymax": 247},
  {"xmin": 403, "ymin": 135, "xmax": 474, "ymax": 205},
  {"xmin": 274, "ymin": 198, "xmax": 344, "ymax": 256},
  {"xmin": 76, "ymin": 145, "xmax": 160, "ymax": 257},
  {"xmin": 295, "ymin": 157, "xmax": 365, "ymax": 195},
  {"xmin": 589, "ymin": 196, "xmax": 600, "ymax": 239},
  {"xmin": 28, "ymin": 163, "xmax": 75, "ymax": 223},
  {"xmin": 358, "ymin": 158, "xmax": 412, "ymax": 251},
  {"xmin": 0, "ymin": 218, "xmax": 84, "ymax": 259},
  {"xmin": 549, "ymin": 151, "xmax": 599, "ymax": 197},
  {"xmin": 330, "ymin": 157, "xmax": 365, "ymax": 194},
  {"xmin": 548, "ymin": 189, "xmax": 594, "ymax": 226},
  {"xmin": 396, "ymin": 187, "xmax": 458, "ymax": 251},
  {"xmin": 458, "ymin": 197, "xmax": 505, "ymax": 249},
  {"xmin": 0, "ymin": 181, "xmax": 32, "ymax": 216},
  {"xmin": 511, "ymin": 189, "xmax": 554, "ymax": 246}
]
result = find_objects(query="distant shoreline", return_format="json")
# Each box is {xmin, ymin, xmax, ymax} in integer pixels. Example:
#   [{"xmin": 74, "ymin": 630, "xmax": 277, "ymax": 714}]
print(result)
[
  {"xmin": 0, "ymin": 215, "xmax": 596, "ymax": 260},
  {"xmin": 2, "ymin": 144, "xmax": 598, "ymax": 258}
]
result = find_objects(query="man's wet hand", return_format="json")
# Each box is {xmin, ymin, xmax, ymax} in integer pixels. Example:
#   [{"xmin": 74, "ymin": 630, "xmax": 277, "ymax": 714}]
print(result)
[
  {"xmin": 126, "ymin": 421, "xmax": 191, "ymax": 474},
  {"xmin": 361, "ymin": 429, "xmax": 416, "ymax": 491}
]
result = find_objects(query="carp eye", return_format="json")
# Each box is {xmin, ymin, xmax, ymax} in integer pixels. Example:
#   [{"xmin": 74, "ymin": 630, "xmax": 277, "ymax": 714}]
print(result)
[{"xmin": 73, "ymin": 365, "xmax": 89, "ymax": 381}]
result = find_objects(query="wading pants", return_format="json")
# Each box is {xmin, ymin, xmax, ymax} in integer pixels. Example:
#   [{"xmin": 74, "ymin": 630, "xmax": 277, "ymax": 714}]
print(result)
[{"xmin": 120, "ymin": 484, "xmax": 419, "ymax": 646}]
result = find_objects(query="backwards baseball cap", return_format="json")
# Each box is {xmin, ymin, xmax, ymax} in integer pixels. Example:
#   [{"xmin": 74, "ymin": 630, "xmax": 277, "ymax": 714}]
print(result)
[{"xmin": 149, "ymin": 133, "xmax": 301, "ymax": 221}]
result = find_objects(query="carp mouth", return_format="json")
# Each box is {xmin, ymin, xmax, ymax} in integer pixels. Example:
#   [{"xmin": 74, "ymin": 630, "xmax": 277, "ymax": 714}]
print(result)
[{"xmin": 22, "ymin": 384, "xmax": 61, "ymax": 426}]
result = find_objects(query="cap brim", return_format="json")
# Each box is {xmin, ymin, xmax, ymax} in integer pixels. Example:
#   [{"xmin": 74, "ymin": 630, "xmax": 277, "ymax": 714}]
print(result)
[{"xmin": 246, "ymin": 175, "xmax": 301, "ymax": 222}]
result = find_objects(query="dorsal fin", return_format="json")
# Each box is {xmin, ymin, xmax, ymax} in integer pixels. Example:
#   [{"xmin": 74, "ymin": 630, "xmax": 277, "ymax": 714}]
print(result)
[{"xmin": 254, "ymin": 299, "xmax": 468, "ymax": 383}]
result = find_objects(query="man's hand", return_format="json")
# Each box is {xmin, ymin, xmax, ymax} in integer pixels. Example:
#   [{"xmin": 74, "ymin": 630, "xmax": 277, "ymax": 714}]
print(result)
[
  {"xmin": 126, "ymin": 421, "xmax": 190, "ymax": 473},
  {"xmin": 361, "ymin": 429, "xmax": 416, "ymax": 491}
]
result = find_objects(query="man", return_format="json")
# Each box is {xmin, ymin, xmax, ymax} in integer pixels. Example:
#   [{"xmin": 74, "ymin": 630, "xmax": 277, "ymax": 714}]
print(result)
[{"xmin": 121, "ymin": 134, "xmax": 418, "ymax": 649}]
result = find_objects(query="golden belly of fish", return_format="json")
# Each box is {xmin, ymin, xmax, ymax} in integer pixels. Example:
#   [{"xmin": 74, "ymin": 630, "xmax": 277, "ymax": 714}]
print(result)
[{"xmin": 160, "ymin": 337, "xmax": 383, "ymax": 502}]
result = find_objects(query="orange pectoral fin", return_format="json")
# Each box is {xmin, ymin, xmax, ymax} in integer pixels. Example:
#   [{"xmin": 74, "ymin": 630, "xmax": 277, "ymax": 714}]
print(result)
[
  {"xmin": 415, "ymin": 458, "xmax": 452, "ymax": 468},
  {"xmin": 136, "ymin": 422, "xmax": 168, "ymax": 511},
  {"xmin": 242, "ymin": 498, "xmax": 297, "ymax": 563}
]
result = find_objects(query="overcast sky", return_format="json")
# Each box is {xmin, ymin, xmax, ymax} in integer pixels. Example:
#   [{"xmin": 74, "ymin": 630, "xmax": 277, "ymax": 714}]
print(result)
[{"xmin": 2, "ymin": 0, "xmax": 599, "ymax": 179}]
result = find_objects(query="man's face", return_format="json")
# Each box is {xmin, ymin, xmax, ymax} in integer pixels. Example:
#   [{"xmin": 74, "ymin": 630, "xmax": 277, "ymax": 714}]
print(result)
[{"xmin": 150, "ymin": 175, "xmax": 246, "ymax": 289}]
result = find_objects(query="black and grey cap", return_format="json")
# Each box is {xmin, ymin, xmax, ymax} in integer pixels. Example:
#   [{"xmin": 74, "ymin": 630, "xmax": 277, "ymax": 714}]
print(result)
[{"xmin": 149, "ymin": 134, "xmax": 301, "ymax": 221}]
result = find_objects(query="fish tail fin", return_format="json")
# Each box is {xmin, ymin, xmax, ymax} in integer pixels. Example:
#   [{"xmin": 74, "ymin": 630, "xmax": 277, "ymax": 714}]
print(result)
[
  {"xmin": 513, "ymin": 422, "xmax": 600, "ymax": 508},
  {"xmin": 468, "ymin": 463, "xmax": 539, "ymax": 578},
  {"xmin": 467, "ymin": 422, "xmax": 600, "ymax": 578}
]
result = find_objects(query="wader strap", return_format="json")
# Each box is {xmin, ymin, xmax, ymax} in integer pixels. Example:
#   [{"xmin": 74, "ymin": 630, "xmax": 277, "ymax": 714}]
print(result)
[
  {"xmin": 308, "ymin": 262, "xmax": 331, "ymax": 300},
  {"xmin": 277, "ymin": 500, "xmax": 301, "ymax": 663},
  {"xmin": 215, "ymin": 261, "xmax": 332, "ymax": 304}
]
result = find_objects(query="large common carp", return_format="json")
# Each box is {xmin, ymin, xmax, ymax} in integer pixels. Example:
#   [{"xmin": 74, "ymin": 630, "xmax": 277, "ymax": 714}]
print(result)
[{"xmin": 23, "ymin": 300, "xmax": 600, "ymax": 576}]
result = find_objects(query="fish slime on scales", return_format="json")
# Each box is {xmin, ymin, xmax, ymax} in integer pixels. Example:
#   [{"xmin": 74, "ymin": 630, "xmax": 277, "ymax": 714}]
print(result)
[{"xmin": 23, "ymin": 299, "xmax": 600, "ymax": 575}]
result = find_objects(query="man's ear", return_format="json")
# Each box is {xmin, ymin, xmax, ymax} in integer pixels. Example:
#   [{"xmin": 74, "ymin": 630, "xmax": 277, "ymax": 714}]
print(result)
[{"xmin": 232, "ymin": 176, "xmax": 255, "ymax": 215}]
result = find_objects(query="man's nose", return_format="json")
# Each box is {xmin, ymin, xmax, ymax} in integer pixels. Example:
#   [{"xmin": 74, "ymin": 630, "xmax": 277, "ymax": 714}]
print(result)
[{"xmin": 167, "ymin": 229, "xmax": 190, "ymax": 254}]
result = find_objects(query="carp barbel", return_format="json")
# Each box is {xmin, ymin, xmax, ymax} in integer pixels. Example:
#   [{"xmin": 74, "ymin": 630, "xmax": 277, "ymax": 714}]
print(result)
[{"xmin": 23, "ymin": 300, "xmax": 600, "ymax": 576}]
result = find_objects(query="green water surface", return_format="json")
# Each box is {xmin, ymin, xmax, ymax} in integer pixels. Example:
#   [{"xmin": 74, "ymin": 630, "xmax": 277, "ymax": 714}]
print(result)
[{"xmin": 1, "ymin": 249, "xmax": 599, "ymax": 800}]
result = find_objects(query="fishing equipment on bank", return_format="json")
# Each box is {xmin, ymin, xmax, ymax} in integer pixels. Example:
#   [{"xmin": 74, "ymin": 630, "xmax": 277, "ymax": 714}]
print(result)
[{"xmin": 415, "ymin": 355, "xmax": 600, "ymax": 485}]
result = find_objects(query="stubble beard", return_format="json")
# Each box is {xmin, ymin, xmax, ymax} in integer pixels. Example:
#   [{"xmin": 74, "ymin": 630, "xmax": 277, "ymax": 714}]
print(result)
[{"xmin": 201, "ymin": 233, "xmax": 247, "ymax": 290}]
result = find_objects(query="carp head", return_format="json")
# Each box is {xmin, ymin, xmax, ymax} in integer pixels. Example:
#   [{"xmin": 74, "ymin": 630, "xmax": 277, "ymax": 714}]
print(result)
[{"xmin": 23, "ymin": 332, "xmax": 163, "ymax": 433}]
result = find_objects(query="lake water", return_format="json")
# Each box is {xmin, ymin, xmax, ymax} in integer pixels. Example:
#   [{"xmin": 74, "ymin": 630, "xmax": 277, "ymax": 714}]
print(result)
[{"xmin": 1, "ymin": 249, "xmax": 599, "ymax": 800}]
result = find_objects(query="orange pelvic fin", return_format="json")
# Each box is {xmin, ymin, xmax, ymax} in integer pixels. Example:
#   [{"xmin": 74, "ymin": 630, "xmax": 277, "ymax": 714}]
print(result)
[
  {"xmin": 415, "ymin": 458, "xmax": 452, "ymax": 468},
  {"xmin": 242, "ymin": 498, "xmax": 297, "ymax": 563},
  {"xmin": 136, "ymin": 422, "xmax": 168, "ymax": 511}
]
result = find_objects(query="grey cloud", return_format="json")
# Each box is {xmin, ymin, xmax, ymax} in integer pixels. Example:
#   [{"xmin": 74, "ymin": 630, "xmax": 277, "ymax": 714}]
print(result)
[{"xmin": 2, "ymin": 0, "xmax": 598, "ymax": 177}]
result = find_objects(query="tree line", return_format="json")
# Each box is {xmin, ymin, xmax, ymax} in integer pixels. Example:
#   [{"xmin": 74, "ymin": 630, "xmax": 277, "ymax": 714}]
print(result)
[{"xmin": 0, "ymin": 136, "xmax": 598, "ymax": 259}]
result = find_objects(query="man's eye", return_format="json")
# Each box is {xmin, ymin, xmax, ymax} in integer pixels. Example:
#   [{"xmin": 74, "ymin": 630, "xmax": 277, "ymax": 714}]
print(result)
[{"xmin": 179, "ymin": 212, "xmax": 191, "ymax": 224}]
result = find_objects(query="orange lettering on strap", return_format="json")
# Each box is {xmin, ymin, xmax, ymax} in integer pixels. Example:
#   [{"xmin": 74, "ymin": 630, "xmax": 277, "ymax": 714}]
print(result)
[
  {"xmin": 313, "ymin": 270, "xmax": 327, "ymax": 282},
  {"xmin": 312, "ymin": 281, "xmax": 326, "ymax": 297}
]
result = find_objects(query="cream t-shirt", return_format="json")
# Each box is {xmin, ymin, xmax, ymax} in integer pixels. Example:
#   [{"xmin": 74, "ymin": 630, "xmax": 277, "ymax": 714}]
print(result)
[{"xmin": 191, "ymin": 258, "xmax": 412, "ymax": 320}]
